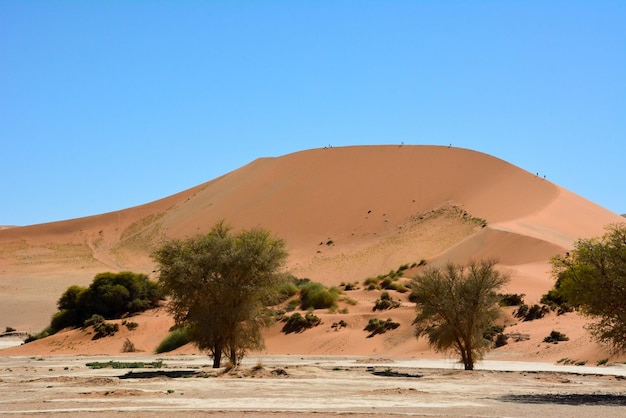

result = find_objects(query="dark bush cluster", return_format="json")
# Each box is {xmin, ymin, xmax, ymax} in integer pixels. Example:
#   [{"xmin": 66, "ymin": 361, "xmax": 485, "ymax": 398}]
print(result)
[
  {"xmin": 364, "ymin": 318, "xmax": 400, "ymax": 337},
  {"xmin": 84, "ymin": 314, "xmax": 119, "ymax": 340},
  {"xmin": 331, "ymin": 320, "xmax": 348, "ymax": 330},
  {"xmin": 372, "ymin": 291, "xmax": 401, "ymax": 311},
  {"xmin": 514, "ymin": 303, "xmax": 550, "ymax": 321},
  {"xmin": 540, "ymin": 289, "xmax": 573, "ymax": 315},
  {"xmin": 483, "ymin": 324, "xmax": 508, "ymax": 347},
  {"xmin": 499, "ymin": 293, "xmax": 525, "ymax": 306},
  {"xmin": 44, "ymin": 271, "xmax": 162, "ymax": 337},
  {"xmin": 281, "ymin": 312, "xmax": 322, "ymax": 333},
  {"xmin": 543, "ymin": 330, "xmax": 569, "ymax": 344}
]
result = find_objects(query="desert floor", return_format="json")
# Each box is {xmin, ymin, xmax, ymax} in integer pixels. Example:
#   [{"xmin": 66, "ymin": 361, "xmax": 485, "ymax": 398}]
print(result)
[{"xmin": 1, "ymin": 350, "xmax": 625, "ymax": 417}]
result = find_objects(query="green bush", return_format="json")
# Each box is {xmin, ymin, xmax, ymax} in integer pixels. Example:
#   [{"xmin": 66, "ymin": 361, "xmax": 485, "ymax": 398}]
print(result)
[
  {"xmin": 373, "ymin": 291, "xmax": 401, "ymax": 311},
  {"xmin": 155, "ymin": 327, "xmax": 191, "ymax": 353},
  {"xmin": 299, "ymin": 282, "xmax": 340, "ymax": 310},
  {"xmin": 286, "ymin": 298, "xmax": 300, "ymax": 312},
  {"xmin": 363, "ymin": 277, "xmax": 380, "ymax": 290},
  {"xmin": 364, "ymin": 318, "xmax": 400, "ymax": 337},
  {"xmin": 84, "ymin": 314, "xmax": 119, "ymax": 339},
  {"xmin": 281, "ymin": 312, "xmax": 322, "ymax": 333},
  {"xmin": 123, "ymin": 320, "xmax": 139, "ymax": 330},
  {"xmin": 266, "ymin": 277, "xmax": 300, "ymax": 305},
  {"xmin": 43, "ymin": 271, "xmax": 163, "ymax": 338}
]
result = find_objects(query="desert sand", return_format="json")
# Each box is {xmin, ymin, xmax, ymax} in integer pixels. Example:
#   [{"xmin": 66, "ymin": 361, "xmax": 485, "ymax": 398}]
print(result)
[
  {"xmin": 1, "ymin": 353, "xmax": 625, "ymax": 417},
  {"xmin": 1, "ymin": 145, "xmax": 625, "ymax": 416}
]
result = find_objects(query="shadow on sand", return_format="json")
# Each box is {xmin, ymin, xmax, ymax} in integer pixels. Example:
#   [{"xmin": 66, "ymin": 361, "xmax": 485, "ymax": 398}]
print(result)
[
  {"xmin": 118, "ymin": 370, "xmax": 200, "ymax": 379},
  {"xmin": 499, "ymin": 393, "xmax": 626, "ymax": 406}
]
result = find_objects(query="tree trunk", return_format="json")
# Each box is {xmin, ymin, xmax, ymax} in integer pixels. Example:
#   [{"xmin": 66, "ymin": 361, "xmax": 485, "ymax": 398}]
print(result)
[
  {"xmin": 464, "ymin": 348, "xmax": 474, "ymax": 370},
  {"xmin": 230, "ymin": 347, "xmax": 238, "ymax": 368},
  {"xmin": 212, "ymin": 350, "xmax": 222, "ymax": 368}
]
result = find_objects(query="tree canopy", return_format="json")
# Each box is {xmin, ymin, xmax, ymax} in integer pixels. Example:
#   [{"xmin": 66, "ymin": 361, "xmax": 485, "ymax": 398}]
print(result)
[
  {"xmin": 152, "ymin": 221, "xmax": 288, "ymax": 368},
  {"xmin": 410, "ymin": 259, "xmax": 509, "ymax": 370},
  {"xmin": 549, "ymin": 223, "xmax": 626, "ymax": 353}
]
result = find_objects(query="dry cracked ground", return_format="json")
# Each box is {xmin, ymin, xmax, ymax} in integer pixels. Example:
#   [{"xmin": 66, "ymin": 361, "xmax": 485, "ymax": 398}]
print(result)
[{"xmin": 1, "ymin": 352, "xmax": 626, "ymax": 417}]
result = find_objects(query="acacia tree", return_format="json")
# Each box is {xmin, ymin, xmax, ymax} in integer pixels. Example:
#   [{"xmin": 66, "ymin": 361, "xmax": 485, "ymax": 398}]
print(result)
[
  {"xmin": 410, "ymin": 259, "xmax": 509, "ymax": 370},
  {"xmin": 152, "ymin": 221, "xmax": 288, "ymax": 368},
  {"xmin": 549, "ymin": 223, "xmax": 626, "ymax": 353}
]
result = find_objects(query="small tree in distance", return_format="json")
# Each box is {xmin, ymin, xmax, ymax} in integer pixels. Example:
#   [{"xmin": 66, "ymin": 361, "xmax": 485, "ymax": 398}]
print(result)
[
  {"xmin": 410, "ymin": 259, "xmax": 509, "ymax": 370},
  {"xmin": 152, "ymin": 221, "xmax": 288, "ymax": 368}
]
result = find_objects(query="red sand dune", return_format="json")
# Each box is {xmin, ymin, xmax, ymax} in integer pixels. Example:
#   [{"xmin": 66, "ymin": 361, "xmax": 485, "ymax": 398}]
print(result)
[{"xmin": 1, "ymin": 145, "xmax": 624, "ymax": 362}]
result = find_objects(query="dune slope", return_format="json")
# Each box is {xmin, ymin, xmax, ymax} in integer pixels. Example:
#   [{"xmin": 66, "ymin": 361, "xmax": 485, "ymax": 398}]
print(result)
[{"xmin": 1, "ymin": 145, "xmax": 624, "ymax": 362}]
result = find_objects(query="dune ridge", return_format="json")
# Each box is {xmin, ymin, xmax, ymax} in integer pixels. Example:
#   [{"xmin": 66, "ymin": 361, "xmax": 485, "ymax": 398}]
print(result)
[{"xmin": 1, "ymin": 145, "xmax": 624, "ymax": 362}]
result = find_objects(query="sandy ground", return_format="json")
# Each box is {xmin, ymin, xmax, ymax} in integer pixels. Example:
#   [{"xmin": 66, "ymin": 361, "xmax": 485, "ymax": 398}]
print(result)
[{"xmin": 0, "ymin": 354, "xmax": 625, "ymax": 417}]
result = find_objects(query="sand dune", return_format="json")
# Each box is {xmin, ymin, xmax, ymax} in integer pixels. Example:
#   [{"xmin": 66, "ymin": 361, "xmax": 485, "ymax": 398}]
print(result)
[{"xmin": 1, "ymin": 145, "xmax": 624, "ymax": 363}]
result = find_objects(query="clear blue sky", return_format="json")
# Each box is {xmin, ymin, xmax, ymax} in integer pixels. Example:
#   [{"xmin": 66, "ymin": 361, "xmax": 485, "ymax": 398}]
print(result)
[{"xmin": 1, "ymin": 1, "xmax": 624, "ymax": 226}]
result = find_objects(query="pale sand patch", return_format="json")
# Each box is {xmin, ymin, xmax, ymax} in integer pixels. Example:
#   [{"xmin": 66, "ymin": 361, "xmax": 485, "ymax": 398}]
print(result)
[{"xmin": 0, "ymin": 354, "xmax": 625, "ymax": 417}]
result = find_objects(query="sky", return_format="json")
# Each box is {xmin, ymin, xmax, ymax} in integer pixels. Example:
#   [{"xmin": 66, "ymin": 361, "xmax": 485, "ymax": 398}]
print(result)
[{"xmin": 1, "ymin": 1, "xmax": 624, "ymax": 226}]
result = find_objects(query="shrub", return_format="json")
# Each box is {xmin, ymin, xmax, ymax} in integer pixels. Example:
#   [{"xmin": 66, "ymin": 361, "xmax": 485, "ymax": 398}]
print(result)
[
  {"xmin": 84, "ymin": 315, "xmax": 119, "ymax": 339},
  {"xmin": 286, "ymin": 298, "xmax": 300, "ymax": 311},
  {"xmin": 540, "ymin": 289, "xmax": 573, "ymax": 315},
  {"xmin": 514, "ymin": 303, "xmax": 550, "ymax": 321},
  {"xmin": 499, "ymin": 293, "xmax": 525, "ymax": 306},
  {"xmin": 123, "ymin": 320, "xmax": 139, "ymax": 330},
  {"xmin": 155, "ymin": 327, "xmax": 191, "ymax": 353},
  {"xmin": 42, "ymin": 271, "xmax": 163, "ymax": 338},
  {"xmin": 331, "ymin": 320, "xmax": 348, "ymax": 330},
  {"xmin": 373, "ymin": 291, "xmax": 401, "ymax": 311},
  {"xmin": 281, "ymin": 312, "xmax": 322, "ymax": 333},
  {"xmin": 483, "ymin": 324, "xmax": 505, "ymax": 340},
  {"xmin": 364, "ymin": 318, "xmax": 400, "ymax": 337},
  {"xmin": 597, "ymin": 358, "xmax": 609, "ymax": 366},
  {"xmin": 494, "ymin": 333, "xmax": 509, "ymax": 347},
  {"xmin": 543, "ymin": 330, "xmax": 569, "ymax": 344},
  {"xmin": 342, "ymin": 281, "xmax": 359, "ymax": 291},
  {"xmin": 94, "ymin": 322, "xmax": 119, "ymax": 339},
  {"xmin": 299, "ymin": 282, "xmax": 339, "ymax": 310},
  {"xmin": 4, "ymin": 326, "xmax": 16, "ymax": 333},
  {"xmin": 363, "ymin": 277, "xmax": 380, "ymax": 290},
  {"xmin": 122, "ymin": 338, "xmax": 138, "ymax": 353},
  {"xmin": 267, "ymin": 278, "xmax": 299, "ymax": 305}
]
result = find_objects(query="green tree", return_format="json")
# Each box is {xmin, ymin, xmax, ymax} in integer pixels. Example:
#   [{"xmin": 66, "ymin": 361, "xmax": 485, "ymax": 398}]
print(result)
[
  {"xmin": 152, "ymin": 221, "xmax": 288, "ymax": 368},
  {"xmin": 549, "ymin": 223, "xmax": 626, "ymax": 353},
  {"xmin": 410, "ymin": 260, "xmax": 509, "ymax": 370}
]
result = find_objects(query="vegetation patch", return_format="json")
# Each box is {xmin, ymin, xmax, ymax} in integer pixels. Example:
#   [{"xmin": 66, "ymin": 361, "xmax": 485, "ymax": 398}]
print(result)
[
  {"xmin": 155, "ymin": 327, "xmax": 191, "ymax": 353},
  {"xmin": 543, "ymin": 330, "xmax": 569, "ymax": 344},
  {"xmin": 499, "ymin": 293, "xmax": 525, "ymax": 306},
  {"xmin": 83, "ymin": 314, "xmax": 119, "ymax": 339},
  {"xmin": 514, "ymin": 303, "xmax": 550, "ymax": 321},
  {"xmin": 299, "ymin": 282, "xmax": 340, "ymax": 310},
  {"xmin": 28, "ymin": 271, "xmax": 163, "ymax": 341},
  {"xmin": 372, "ymin": 291, "xmax": 401, "ymax": 311},
  {"xmin": 86, "ymin": 360, "xmax": 164, "ymax": 369},
  {"xmin": 364, "ymin": 318, "xmax": 400, "ymax": 337},
  {"xmin": 281, "ymin": 312, "xmax": 322, "ymax": 334}
]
